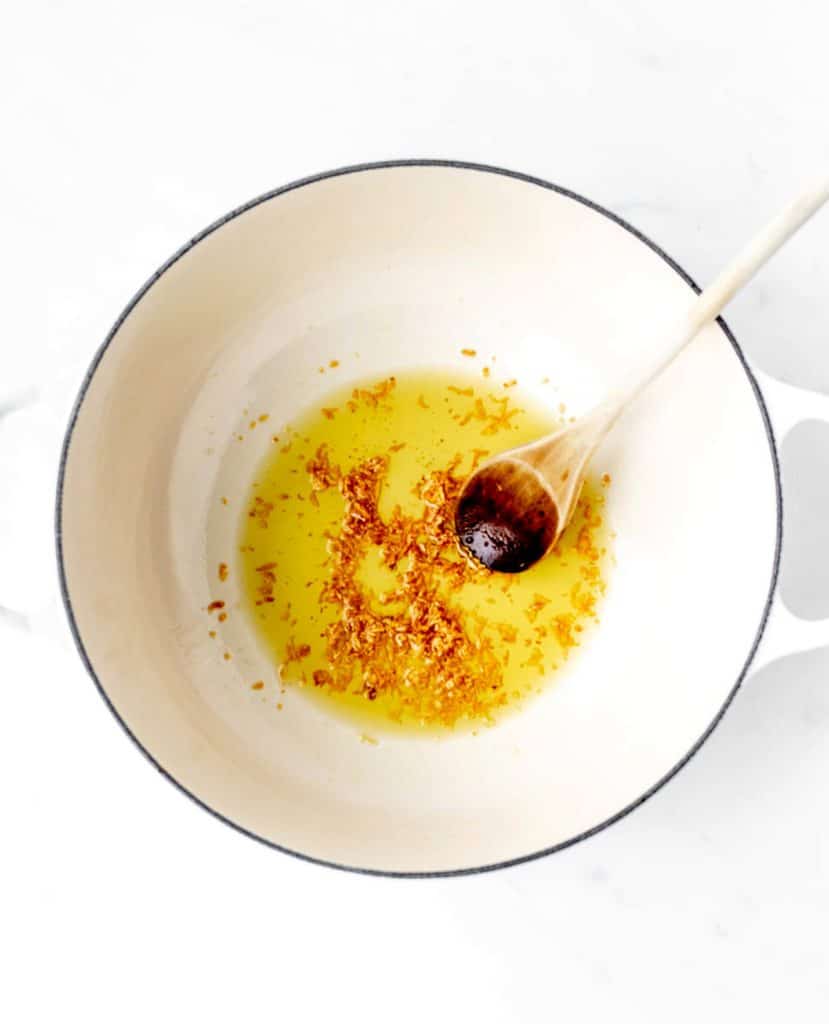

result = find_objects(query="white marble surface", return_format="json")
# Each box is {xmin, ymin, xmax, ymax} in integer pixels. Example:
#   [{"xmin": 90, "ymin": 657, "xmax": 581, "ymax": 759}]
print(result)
[{"xmin": 4, "ymin": 1, "xmax": 829, "ymax": 1020}]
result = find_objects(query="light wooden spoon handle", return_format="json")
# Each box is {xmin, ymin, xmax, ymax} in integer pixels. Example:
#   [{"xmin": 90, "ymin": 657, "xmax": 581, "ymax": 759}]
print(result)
[
  {"xmin": 457, "ymin": 177, "xmax": 829, "ymax": 572},
  {"xmin": 620, "ymin": 175, "xmax": 829, "ymax": 410}
]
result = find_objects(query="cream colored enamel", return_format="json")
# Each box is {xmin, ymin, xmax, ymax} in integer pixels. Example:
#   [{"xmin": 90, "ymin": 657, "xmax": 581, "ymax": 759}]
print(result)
[{"xmin": 60, "ymin": 166, "xmax": 779, "ymax": 872}]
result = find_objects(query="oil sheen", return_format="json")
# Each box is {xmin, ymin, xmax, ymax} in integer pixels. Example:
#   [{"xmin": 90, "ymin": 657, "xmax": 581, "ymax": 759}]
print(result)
[{"xmin": 237, "ymin": 366, "xmax": 612, "ymax": 733}]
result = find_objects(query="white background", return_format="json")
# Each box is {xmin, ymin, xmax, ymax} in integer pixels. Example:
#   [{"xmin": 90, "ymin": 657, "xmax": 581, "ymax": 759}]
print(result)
[{"xmin": 4, "ymin": 1, "xmax": 829, "ymax": 1020}]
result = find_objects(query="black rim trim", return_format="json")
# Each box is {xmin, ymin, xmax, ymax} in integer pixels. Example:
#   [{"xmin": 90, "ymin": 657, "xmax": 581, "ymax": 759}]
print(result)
[{"xmin": 55, "ymin": 159, "xmax": 783, "ymax": 878}]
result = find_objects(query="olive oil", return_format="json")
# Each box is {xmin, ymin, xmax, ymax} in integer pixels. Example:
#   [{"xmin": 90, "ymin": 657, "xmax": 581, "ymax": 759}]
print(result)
[{"xmin": 238, "ymin": 368, "xmax": 611, "ymax": 733}]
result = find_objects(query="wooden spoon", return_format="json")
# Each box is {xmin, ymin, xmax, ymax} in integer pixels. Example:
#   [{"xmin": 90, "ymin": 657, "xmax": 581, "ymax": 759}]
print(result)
[{"xmin": 456, "ymin": 177, "xmax": 829, "ymax": 573}]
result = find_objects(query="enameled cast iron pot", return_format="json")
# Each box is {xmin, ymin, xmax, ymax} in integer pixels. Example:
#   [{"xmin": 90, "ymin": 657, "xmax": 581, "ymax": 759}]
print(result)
[{"xmin": 57, "ymin": 161, "xmax": 829, "ymax": 875}]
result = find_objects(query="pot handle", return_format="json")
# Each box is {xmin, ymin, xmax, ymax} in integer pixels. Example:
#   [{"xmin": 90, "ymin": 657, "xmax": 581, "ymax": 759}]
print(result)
[
  {"xmin": 0, "ymin": 389, "xmax": 40, "ymax": 632},
  {"xmin": 750, "ymin": 369, "xmax": 829, "ymax": 670}
]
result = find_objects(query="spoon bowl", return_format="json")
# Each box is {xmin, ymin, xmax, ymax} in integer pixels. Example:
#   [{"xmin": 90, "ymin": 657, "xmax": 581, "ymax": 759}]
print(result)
[
  {"xmin": 456, "ymin": 403, "xmax": 616, "ymax": 571},
  {"xmin": 455, "ymin": 457, "xmax": 559, "ymax": 572}
]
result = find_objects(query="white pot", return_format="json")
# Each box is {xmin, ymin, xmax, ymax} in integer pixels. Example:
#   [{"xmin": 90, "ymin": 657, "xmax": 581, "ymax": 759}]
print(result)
[{"xmin": 56, "ymin": 162, "xmax": 829, "ymax": 875}]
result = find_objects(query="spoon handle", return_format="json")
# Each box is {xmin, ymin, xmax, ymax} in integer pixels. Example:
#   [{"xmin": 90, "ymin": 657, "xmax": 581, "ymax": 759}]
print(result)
[{"xmin": 625, "ymin": 175, "xmax": 829, "ymax": 405}]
